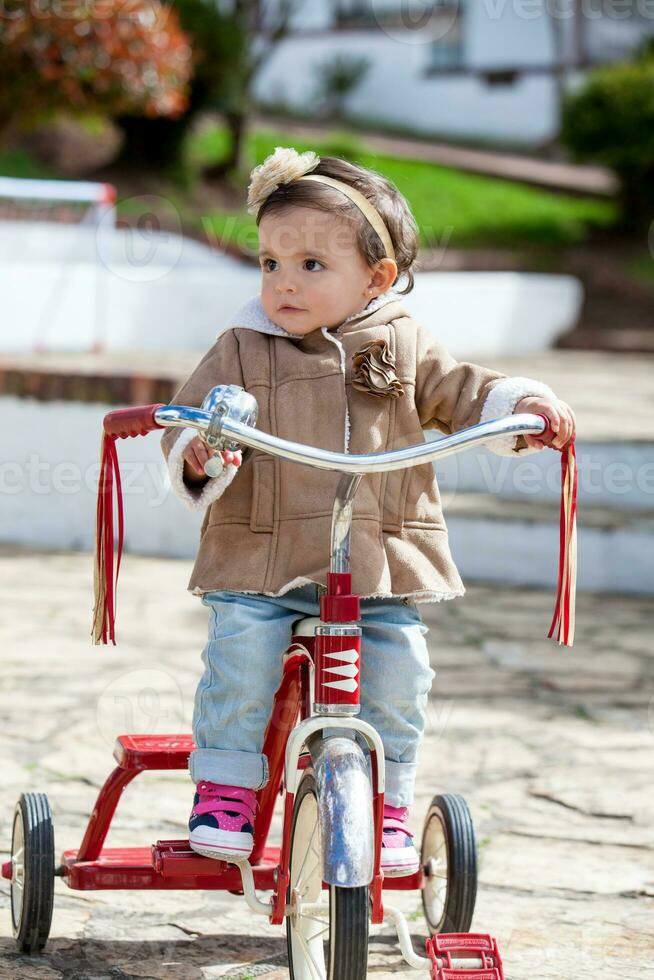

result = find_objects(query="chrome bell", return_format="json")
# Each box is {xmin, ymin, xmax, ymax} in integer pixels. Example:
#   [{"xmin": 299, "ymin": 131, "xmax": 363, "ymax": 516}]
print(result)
[{"xmin": 200, "ymin": 385, "xmax": 258, "ymax": 477}]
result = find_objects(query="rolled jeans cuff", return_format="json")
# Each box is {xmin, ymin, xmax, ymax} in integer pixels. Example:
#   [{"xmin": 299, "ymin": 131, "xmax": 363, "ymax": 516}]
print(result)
[
  {"xmin": 189, "ymin": 748, "xmax": 269, "ymax": 790},
  {"xmin": 384, "ymin": 758, "xmax": 417, "ymax": 807}
]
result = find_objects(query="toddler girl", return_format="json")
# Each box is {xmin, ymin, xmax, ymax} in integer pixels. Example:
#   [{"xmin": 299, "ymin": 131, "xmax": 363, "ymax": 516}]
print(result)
[{"xmin": 160, "ymin": 147, "xmax": 575, "ymax": 875}]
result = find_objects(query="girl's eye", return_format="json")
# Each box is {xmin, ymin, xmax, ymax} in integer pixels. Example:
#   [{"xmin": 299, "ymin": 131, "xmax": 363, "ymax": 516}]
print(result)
[{"xmin": 261, "ymin": 258, "xmax": 323, "ymax": 272}]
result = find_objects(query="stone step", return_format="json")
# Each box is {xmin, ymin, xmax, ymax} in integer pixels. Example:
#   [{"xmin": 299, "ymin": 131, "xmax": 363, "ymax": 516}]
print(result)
[{"xmin": 446, "ymin": 491, "xmax": 654, "ymax": 595}]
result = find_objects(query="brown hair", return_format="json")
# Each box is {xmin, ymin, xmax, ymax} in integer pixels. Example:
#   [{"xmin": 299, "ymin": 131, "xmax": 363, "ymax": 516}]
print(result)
[{"xmin": 255, "ymin": 155, "xmax": 420, "ymax": 295}]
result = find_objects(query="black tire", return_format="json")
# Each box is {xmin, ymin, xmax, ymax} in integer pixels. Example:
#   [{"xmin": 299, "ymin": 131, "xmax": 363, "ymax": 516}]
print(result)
[
  {"xmin": 421, "ymin": 793, "xmax": 477, "ymax": 935},
  {"xmin": 287, "ymin": 770, "xmax": 368, "ymax": 980},
  {"xmin": 10, "ymin": 793, "xmax": 55, "ymax": 953}
]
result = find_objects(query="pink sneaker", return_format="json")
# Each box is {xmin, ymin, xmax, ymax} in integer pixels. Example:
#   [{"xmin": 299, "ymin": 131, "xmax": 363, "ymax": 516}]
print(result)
[
  {"xmin": 381, "ymin": 803, "xmax": 420, "ymax": 876},
  {"xmin": 188, "ymin": 781, "xmax": 257, "ymax": 861}
]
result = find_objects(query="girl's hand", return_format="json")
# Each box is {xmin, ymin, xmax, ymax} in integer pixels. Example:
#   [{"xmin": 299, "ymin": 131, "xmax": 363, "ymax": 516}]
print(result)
[
  {"xmin": 183, "ymin": 435, "xmax": 241, "ymax": 482},
  {"xmin": 514, "ymin": 396, "xmax": 576, "ymax": 451}
]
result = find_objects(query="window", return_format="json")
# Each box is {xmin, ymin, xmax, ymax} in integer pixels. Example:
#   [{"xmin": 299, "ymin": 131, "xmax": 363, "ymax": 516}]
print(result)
[
  {"xmin": 428, "ymin": 3, "xmax": 465, "ymax": 70},
  {"xmin": 333, "ymin": 1, "xmax": 377, "ymax": 28}
]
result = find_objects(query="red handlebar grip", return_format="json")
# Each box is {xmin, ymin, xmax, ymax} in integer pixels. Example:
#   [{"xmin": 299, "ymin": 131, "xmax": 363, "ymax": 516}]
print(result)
[{"xmin": 103, "ymin": 404, "xmax": 166, "ymax": 439}]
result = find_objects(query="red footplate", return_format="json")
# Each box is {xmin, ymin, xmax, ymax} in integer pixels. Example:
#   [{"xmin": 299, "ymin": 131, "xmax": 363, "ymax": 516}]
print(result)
[{"xmin": 425, "ymin": 933, "xmax": 504, "ymax": 980}]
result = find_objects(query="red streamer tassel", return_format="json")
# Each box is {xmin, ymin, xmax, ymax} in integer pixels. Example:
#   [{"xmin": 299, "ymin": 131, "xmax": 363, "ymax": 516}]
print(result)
[
  {"xmin": 91, "ymin": 433, "xmax": 124, "ymax": 646},
  {"xmin": 547, "ymin": 441, "xmax": 578, "ymax": 647},
  {"xmin": 90, "ymin": 404, "xmax": 165, "ymax": 646}
]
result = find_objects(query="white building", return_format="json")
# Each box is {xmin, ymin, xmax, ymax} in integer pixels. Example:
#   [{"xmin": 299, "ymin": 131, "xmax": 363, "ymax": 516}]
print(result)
[{"xmin": 253, "ymin": 0, "xmax": 654, "ymax": 145}]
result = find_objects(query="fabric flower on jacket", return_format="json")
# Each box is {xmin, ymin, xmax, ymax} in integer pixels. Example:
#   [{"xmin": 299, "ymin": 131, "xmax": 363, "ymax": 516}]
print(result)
[
  {"xmin": 352, "ymin": 339, "xmax": 405, "ymax": 399},
  {"xmin": 247, "ymin": 146, "xmax": 320, "ymax": 216}
]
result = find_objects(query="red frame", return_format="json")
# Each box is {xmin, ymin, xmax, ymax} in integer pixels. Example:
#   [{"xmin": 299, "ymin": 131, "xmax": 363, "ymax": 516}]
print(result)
[{"xmin": 3, "ymin": 578, "xmax": 422, "ymax": 923}]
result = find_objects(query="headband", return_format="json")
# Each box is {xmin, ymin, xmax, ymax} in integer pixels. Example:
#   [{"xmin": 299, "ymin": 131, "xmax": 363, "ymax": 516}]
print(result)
[
  {"xmin": 294, "ymin": 173, "xmax": 396, "ymax": 264},
  {"xmin": 247, "ymin": 147, "xmax": 396, "ymax": 264}
]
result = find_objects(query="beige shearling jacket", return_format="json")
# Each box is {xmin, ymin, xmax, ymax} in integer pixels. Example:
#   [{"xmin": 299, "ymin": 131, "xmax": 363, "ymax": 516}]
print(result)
[{"xmin": 160, "ymin": 289, "xmax": 556, "ymax": 602}]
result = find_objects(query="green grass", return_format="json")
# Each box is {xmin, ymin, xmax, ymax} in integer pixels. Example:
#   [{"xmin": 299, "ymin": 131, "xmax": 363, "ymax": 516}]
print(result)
[
  {"xmin": 0, "ymin": 147, "xmax": 57, "ymax": 180},
  {"xmin": 190, "ymin": 124, "xmax": 617, "ymax": 253}
]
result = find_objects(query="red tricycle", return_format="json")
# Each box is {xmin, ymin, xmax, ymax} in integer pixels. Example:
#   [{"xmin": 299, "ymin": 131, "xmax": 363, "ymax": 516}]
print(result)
[{"xmin": 6, "ymin": 383, "xmax": 567, "ymax": 978}]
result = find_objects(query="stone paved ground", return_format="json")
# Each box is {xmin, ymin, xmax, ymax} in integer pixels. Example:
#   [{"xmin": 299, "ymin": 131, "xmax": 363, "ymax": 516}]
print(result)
[{"xmin": 0, "ymin": 547, "xmax": 652, "ymax": 979}]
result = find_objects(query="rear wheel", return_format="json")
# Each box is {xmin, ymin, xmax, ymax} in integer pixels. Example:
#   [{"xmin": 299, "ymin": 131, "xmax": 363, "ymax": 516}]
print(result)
[
  {"xmin": 286, "ymin": 769, "xmax": 368, "ymax": 980},
  {"xmin": 11, "ymin": 793, "xmax": 55, "ymax": 953},
  {"xmin": 421, "ymin": 793, "xmax": 477, "ymax": 935}
]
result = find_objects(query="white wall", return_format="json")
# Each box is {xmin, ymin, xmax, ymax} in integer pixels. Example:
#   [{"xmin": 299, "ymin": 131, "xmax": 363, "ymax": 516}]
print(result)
[
  {"xmin": 0, "ymin": 216, "xmax": 583, "ymax": 356},
  {"xmin": 255, "ymin": 0, "xmax": 654, "ymax": 144},
  {"xmin": 0, "ymin": 223, "xmax": 257, "ymax": 352},
  {"xmin": 255, "ymin": 30, "xmax": 561, "ymax": 144}
]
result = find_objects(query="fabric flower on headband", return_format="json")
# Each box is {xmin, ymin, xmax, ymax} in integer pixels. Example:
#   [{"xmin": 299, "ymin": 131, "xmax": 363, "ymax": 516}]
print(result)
[
  {"xmin": 352, "ymin": 340, "xmax": 404, "ymax": 400},
  {"xmin": 247, "ymin": 146, "xmax": 321, "ymax": 216}
]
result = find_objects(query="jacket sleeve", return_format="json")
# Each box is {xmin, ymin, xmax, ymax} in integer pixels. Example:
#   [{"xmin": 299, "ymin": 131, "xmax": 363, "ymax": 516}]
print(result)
[
  {"xmin": 414, "ymin": 323, "xmax": 558, "ymax": 457},
  {"xmin": 160, "ymin": 328, "xmax": 245, "ymax": 511}
]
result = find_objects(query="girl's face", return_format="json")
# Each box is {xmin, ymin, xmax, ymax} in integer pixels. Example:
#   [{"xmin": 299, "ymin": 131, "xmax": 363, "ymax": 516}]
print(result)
[{"xmin": 258, "ymin": 207, "xmax": 397, "ymax": 335}]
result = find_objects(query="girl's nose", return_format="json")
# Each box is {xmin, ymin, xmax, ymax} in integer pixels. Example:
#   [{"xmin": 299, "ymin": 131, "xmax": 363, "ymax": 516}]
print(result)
[{"xmin": 275, "ymin": 281, "xmax": 297, "ymax": 294}]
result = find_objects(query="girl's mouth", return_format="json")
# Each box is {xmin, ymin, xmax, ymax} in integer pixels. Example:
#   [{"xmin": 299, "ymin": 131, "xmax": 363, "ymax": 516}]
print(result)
[{"xmin": 279, "ymin": 306, "xmax": 305, "ymax": 312}]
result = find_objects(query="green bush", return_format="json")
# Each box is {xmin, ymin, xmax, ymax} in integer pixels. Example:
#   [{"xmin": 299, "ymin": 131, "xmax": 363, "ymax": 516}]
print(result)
[
  {"xmin": 313, "ymin": 55, "xmax": 371, "ymax": 120},
  {"xmin": 118, "ymin": 0, "xmax": 247, "ymax": 171},
  {"xmin": 561, "ymin": 58, "xmax": 654, "ymax": 229}
]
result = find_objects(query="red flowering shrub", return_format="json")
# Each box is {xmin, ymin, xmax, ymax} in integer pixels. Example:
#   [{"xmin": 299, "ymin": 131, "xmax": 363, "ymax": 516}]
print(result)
[{"xmin": 0, "ymin": 0, "xmax": 192, "ymax": 127}]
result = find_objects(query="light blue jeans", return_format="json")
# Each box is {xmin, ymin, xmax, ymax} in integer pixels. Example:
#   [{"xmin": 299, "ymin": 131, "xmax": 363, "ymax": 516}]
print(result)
[{"xmin": 189, "ymin": 584, "xmax": 434, "ymax": 807}]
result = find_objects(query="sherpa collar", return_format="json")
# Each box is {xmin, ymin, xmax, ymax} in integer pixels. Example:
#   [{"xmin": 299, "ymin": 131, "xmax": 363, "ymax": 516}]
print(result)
[{"xmin": 226, "ymin": 287, "xmax": 407, "ymax": 339}]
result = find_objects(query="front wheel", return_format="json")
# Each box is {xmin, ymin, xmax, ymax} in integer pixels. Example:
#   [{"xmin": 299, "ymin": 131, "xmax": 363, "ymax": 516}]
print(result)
[
  {"xmin": 421, "ymin": 793, "xmax": 477, "ymax": 935},
  {"xmin": 286, "ymin": 769, "xmax": 368, "ymax": 980}
]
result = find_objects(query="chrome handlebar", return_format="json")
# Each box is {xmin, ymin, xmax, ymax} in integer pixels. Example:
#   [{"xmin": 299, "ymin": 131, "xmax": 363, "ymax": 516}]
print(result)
[
  {"xmin": 154, "ymin": 386, "xmax": 547, "ymax": 576},
  {"xmin": 154, "ymin": 407, "xmax": 547, "ymax": 475}
]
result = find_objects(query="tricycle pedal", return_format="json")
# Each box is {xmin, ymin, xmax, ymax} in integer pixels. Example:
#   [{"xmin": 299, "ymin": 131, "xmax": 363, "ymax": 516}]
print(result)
[{"xmin": 426, "ymin": 933, "xmax": 504, "ymax": 980}]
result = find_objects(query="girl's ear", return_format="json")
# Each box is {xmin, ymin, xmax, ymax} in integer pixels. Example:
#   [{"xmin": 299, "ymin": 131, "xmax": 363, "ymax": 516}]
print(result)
[{"xmin": 368, "ymin": 257, "xmax": 398, "ymax": 295}]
